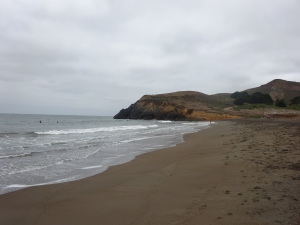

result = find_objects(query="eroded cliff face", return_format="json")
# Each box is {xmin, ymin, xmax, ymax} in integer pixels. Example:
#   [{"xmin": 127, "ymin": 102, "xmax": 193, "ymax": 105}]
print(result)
[
  {"xmin": 114, "ymin": 92, "xmax": 239, "ymax": 121},
  {"xmin": 114, "ymin": 79, "xmax": 300, "ymax": 121}
]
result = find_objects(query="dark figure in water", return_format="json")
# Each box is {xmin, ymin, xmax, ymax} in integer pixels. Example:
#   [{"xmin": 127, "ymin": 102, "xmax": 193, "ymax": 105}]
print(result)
[{"xmin": 40, "ymin": 120, "xmax": 42, "ymax": 123}]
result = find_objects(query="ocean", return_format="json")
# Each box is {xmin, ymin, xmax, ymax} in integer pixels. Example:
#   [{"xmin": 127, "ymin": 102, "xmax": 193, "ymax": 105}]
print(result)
[{"xmin": 0, "ymin": 114, "xmax": 211, "ymax": 195}]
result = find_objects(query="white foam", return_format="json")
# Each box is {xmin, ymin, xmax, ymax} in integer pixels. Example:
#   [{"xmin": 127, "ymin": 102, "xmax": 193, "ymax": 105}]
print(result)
[
  {"xmin": 7, "ymin": 164, "xmax": 52, "ymax": 175},
  {"xmin": 80, "ymin": 165, "xmax": 103, "ymax": 170},
  {"xmin": 4, "ymin": 177, "xmax": 75, "ymax": 190},
  {"xmin": 36, "ymin": 125, "xmax": 159, "ymax": 135},
  {"xmin": 182, "ymin": 122, "xmax": 211, "ymax": 127},
  {"xmin": 0, "ymin": 152, "xmax": 32, "ymax": 159},
  {"xmin": 120, "ymin": 136, "xmax": 151, "ymax": 143},
  {"xmin": 5, "ymin": 184, "xmax": 32, "ymax": 188}
]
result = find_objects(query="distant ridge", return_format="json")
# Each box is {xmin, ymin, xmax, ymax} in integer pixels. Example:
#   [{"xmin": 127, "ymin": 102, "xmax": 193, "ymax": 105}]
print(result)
[
  {"xmin": 245, "ymin": 79, "xmax": 300, "ymax": 101},
  {"xmin": 114, "ymin": 79, "xmax": 300, "ymax": 121}
]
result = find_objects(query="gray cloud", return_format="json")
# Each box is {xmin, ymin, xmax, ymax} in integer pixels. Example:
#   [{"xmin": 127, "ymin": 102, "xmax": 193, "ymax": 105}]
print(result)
[{"xmin": 1, "ymin": 0, "xmax": 299, "ymax": 115}]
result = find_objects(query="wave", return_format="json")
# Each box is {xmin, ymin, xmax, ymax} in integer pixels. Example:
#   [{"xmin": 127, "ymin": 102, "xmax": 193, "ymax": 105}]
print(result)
[
  {"xmin": 0, "ymin": 152, "xmax": 34, "ymax": 159},
  {"xmin": 182, "ymin": 122, "xmax": 210, "ymax": 126},
  {"xmin": 0, "ymin": 132, "xmax": 19, "ymax": 138},
  {"xmin": 4, "ymin": 177, "xmax": 77, "ymax": 190},
  {"xmin": 50, "ymin": 141, "xmax": 68, "ymax": 146},
  {"xmin": 0, "ymin": 131, "xmax": 39, "ymax": 138},
  {"xmin": 0, "ymin": 148, "xmax": 69, "ymax": 160},
  {"xmin": 5, "ymin": 156, "xmax": 77, "ymax": 176},
  {"xmin": 120, "ymin": 136, "xmax": 152, "ymax": 143},
  {"xmin": 81, "ymin": 165, "xmax": 103, "ymax": 170},
  {"xmin": 25, "ymin": 132, "xmax": 38, "ymax": 137},
  {"xmin": 35, "ymin": 125, "xmax": 159, "ymax": 135}
]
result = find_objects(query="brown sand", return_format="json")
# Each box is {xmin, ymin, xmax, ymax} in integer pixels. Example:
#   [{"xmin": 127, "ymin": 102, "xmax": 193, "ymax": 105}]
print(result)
[{"xmin": 0, "ymin": 120, "xmax": 299, "ymax": 225}]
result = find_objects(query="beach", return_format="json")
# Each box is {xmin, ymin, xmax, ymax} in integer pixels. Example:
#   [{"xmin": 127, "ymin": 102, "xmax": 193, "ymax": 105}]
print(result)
[{"xmin": 0, "ymin": 120, "xmax": 299, "ymax": 225}]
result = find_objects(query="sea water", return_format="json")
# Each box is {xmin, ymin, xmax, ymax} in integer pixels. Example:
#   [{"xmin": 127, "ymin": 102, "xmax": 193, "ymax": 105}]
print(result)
[{"xmin": 0, "ymin": 114, "xmax": 211, "ymax": 194}]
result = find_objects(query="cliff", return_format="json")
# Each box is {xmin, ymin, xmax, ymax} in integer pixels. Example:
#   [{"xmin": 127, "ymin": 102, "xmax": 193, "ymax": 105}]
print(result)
[
  {"xmin": 114, "ymin": 91, "xmax": 239, "ymax": 121},
  {"xmin": 114, "ymin": 79, "xmax": 300, "ymax": 121}
]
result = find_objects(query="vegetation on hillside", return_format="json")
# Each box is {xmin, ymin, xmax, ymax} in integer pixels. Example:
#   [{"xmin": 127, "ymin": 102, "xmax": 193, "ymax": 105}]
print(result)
[
  {"xmin": 114, "ymin": 80, "xmax": 300, "ymax": 121},
  {"xmin": 275, "ymin": 99, "xmax": 287, "ymax": 107},
  {"xmin": 289, "ymin": 96, "xmax": 300, "ymax": 110},
  {"xmin": 231, "ymin": 91, "xmax": 300, "ymax": 109},
  {"xmin": 290, "ymin": 96, "xmax": 300, "ymax": 105},
  {"xmin": 231, "ymin": 91, "xmax": 273, "ymax": 105}
]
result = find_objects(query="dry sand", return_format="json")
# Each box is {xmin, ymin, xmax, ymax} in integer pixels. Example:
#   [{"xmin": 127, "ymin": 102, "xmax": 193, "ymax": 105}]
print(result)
[{"xmin": 0, "ymin": 120, "xmax": 299, "ymax": 225}]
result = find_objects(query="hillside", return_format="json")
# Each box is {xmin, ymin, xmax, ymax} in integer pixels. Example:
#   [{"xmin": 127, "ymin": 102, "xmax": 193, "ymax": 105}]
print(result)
[
  {"xmin": 114, "ymin": 79, "xmax": 300, "ymax": 121},
  {"xmin": 114, "ymin": 91, "xmax": 237, "ymax": 121},
  {"xmin": 245, "ymin": 79, "xmax": 300, "ymax": 101}
]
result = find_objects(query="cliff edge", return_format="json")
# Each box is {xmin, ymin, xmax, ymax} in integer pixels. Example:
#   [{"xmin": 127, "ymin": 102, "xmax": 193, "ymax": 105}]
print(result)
[
  {"xmin": 114, "ymin": 91, "xmax": 239, "ymax": 121},
  {"xmin": 114, "ymin": 79, "xmax": 300, "ymax": 121}
]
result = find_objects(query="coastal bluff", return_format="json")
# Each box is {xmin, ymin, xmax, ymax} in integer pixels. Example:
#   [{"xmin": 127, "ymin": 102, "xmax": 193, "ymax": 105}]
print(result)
[
  {"xmin": 113, "ymin": 91, "xmax": 239, "ymax": 121},
  {"xmin": 114, "ymin": 79, "xmax": 300, "ymax": 121}
]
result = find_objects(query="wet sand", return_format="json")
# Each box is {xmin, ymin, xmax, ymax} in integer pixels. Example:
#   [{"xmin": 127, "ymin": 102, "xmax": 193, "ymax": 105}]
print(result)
[{"xmin": 0, "ymin": 120, "xmax": 299, "ymax": 225}]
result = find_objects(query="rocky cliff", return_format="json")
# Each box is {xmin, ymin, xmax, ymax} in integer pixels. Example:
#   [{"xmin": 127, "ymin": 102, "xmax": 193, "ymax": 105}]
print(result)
[
  {"xmin": 114, "ymin": 79, "xmax": 300, "ymax": 121},
  {"xmin": 114, "ymin": 91, "xmax": 239, "ymax": 121}
]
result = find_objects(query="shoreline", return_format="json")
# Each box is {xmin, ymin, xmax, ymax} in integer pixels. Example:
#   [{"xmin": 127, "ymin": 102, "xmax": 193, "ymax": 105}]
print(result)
[
  {"xmin": 0, "ymin": 121, "xmax": 211, "ymax": 196},
  {"xmin": 0, "ymin": 120, "xmax": 299, "ymax": 225}
]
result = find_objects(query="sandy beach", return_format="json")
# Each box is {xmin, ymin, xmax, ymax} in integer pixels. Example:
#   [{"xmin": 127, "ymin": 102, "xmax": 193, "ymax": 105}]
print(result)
[{"xmin": 0, "ymin": 120, "xmax": 299, "ymax": 225}]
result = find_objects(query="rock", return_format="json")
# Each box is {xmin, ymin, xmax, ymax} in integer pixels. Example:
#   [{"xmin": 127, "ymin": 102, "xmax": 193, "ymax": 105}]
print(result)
[
  {"xmin": 114, "ymin": 79, "xmax": 300, "ymax": 121},
  {"xmin": 114, "ymin": 91, "xmax": 239, "ymax": 121}
]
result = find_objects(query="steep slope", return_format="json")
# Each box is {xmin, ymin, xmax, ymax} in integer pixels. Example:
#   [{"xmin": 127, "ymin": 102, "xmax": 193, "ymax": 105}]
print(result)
[
  {"xmin": 114, "ymin": 91, "xmax": 237, "ymax": 121},
  {"xmin": 114, "ymin": 79, "xmax": 300, "ymax": 121},
  {"xmin": 245, "ymin": 79, "xmax": 300, "ymax": 101}
]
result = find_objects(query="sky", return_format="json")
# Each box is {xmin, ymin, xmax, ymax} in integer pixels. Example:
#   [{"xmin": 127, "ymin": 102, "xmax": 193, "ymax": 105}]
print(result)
[{"xmin": 1, "ymin": 0, "xmax": 300, "ymax": 116}]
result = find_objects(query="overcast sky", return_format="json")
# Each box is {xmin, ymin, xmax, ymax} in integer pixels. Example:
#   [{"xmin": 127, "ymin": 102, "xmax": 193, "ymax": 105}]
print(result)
[{"xmin": 1, "ymin": 0, "xmax": 299, "ymax": 116}]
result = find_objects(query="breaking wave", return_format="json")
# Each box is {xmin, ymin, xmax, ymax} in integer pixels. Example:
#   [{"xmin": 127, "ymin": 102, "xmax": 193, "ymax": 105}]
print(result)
[
  {"xmin": 36, "ymin": 125, "xmax": 159, "ymax": 135},
  {"xmin": 0, "ymin": 152, "xmax": 34, "ymax": 159}
]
